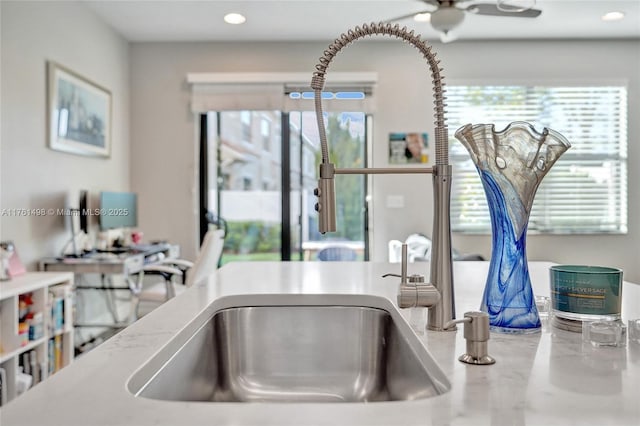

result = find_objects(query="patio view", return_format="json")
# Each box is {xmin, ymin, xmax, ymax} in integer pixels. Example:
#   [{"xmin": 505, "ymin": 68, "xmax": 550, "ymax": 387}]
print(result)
[{"xmin": 212, "ymin": 110, "xmax": 367, "ymax": 263}]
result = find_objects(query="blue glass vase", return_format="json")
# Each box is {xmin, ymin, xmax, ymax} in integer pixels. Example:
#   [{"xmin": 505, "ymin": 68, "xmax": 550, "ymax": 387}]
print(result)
[{"xmin": 455, "ymin": 122, "xmax": 571, "ymax": 334}]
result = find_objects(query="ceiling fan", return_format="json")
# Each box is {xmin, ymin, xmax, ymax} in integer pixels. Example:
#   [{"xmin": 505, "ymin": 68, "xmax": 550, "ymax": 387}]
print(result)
[{"xmin": 387, "ymin": 0, "xmax": 542, "ymax": 42}]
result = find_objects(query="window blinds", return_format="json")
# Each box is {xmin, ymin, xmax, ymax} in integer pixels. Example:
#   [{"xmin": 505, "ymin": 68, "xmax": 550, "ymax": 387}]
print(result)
[
  {"xmin": 187, "ymin": 72, "xmax": 377, "ymax": 113},
  {"xmin": 447, "ymin": 85, "xmax": 628, "ymax": 234}
]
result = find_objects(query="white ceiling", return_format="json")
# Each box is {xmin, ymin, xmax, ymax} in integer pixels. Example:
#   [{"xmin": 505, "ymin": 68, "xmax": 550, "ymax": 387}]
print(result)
[{"xmin": 84, "ymin": 0, "xmax": 640, "ymax": 42}]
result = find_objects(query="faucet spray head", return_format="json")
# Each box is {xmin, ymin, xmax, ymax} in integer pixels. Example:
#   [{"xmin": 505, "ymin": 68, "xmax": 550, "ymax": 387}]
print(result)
[{"xmin": 315, "ymin": 163, "xmax": 337, "ymax": 233}]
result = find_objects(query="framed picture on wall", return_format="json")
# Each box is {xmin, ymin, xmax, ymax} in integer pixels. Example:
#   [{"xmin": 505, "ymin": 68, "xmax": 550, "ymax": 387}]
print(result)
[
  {"xmin": 388, "ymin": 132, "xmax": 429, "ymax": 164},
  {"xmin": 47, "ymin": 61, "xmax": 111, "ymax": 158}
]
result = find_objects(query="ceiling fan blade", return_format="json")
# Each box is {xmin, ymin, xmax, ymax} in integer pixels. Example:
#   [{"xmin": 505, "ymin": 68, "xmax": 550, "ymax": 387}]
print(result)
[
  {"xmin": 466, "ymin": 3, "xmax": 542, "ymax": 18},
  {"xmin": 384, "ymin": 9, "xmax": 433, "ymax": 23}
]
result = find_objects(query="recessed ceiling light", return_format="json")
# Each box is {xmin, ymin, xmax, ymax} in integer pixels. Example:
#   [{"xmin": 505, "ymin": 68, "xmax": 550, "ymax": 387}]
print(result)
[
  {"xmin": 224, "ymin": 13, "xmax": 246, "ymax": 25},
  {"xmin": 414, "ymin": 13, "xmax": 431, "ymax": 22},
  {"xmin": 601, "ymin": 11, "xmax": 625, "ymax": 22}
]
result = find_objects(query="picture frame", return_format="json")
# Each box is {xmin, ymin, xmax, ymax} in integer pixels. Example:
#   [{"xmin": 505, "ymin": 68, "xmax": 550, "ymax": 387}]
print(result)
[
  {"xmin": 388, "ymin": 132, "xmax": 429, "ymax": 164},
  {"xmin": 47, "ymin": 61, "xmax": 111, "ymax": 158}
]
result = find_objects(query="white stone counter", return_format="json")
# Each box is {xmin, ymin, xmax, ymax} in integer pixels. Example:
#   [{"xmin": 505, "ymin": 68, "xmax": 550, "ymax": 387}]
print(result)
[{"xmin": 2, "ymin": 261, "xmax": 639, "ymax": 426}]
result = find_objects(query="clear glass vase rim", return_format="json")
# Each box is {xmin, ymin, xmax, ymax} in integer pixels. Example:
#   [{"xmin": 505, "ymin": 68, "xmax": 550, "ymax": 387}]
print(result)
[{"xmin": 455, "ymin": 121, "xmax": 571, "ymax": 149}]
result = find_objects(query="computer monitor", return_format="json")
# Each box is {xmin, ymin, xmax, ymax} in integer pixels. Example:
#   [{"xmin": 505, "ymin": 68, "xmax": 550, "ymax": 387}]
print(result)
[
  {"xmin": 79, "ymin": 189, "xmax": 88, "ymax": 234},
  {"xmin": 99, "ymin": 191, "xmax": 138, "ymax": 230}
]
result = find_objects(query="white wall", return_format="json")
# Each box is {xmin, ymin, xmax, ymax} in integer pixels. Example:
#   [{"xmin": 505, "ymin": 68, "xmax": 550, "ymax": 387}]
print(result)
[
  {"xmin": 130, "ymin": 39, "xmax": 640, "ymax": 282},
  {"xmin": 0, "ymin": 1, "xmax": 130, "ymax": 268}
]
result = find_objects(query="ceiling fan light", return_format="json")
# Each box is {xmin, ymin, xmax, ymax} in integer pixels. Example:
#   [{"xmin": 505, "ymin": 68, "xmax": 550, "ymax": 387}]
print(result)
[
  {"xmin": 430, "ymin": 8, "xmax": 465, "ymax": 33},
  {"xmin": 440, "ymin": 31, "xmax": 458, "ymax": 44},
  {"xmin": 414, "ymin": 12, "xmax": 431, "ymax": 23}
]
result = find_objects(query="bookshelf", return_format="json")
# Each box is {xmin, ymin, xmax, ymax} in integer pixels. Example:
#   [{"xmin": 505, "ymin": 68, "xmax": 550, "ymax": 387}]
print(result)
[{"xmin": 0, "ymin": 272, "xmax": 74, "ymax": 406}]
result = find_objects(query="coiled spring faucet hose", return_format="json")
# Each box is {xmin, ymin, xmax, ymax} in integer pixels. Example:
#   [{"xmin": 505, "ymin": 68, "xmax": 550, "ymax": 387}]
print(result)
[{"xmin": 311, "ymin": 22, "xmax": 449, "ymax": 167}]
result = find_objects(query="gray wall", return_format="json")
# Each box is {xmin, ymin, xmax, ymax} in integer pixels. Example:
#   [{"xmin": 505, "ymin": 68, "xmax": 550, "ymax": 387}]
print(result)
[
  {"xmin": 0, "ymin": 1, "xmax": 130, "ymax": 268},
  {"xmin": 130, "ymin": 39, "xmax": 640, "ymax": 282}
]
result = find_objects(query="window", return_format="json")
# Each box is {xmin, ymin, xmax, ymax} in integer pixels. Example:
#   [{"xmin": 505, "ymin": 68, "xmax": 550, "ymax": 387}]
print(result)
[
  {"xmin": 288, "ymin": 91, "xmax": 366, "ymax": 100},
  {"xmin": 242, "ymin": 176, "xmax": 252, "ymax": 190},
  {"xmin": 261, "ymin": 118, "xmax": 271, "ymax": 151},
  {"xmin": 190, "ymin": 72, "xmax": 376, "ymax": 259},
  {"xmin": 207, "ymin": 110, "xmax": 368, "ymax": 263},
  {"xmin": 240, "ymin": 111, "xmax": 251, "ymax": 142},
  {"xmin": 448, "ymin": 85, "xmax": 627, "ymax": 234}
]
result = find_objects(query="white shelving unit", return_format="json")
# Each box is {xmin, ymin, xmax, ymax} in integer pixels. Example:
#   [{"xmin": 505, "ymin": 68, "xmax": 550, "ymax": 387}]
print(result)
[{"xmin": 0, "ymin": 272, "xmax": 74, "ymax": 406}]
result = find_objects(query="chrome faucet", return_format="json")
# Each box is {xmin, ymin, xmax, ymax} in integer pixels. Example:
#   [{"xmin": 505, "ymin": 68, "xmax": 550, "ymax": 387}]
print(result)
[
  {"xmin": 382, "ymin": 243, "xmax": 440, "ymax": 309},
  {"xmin": 382, "ymin": 244, "xmax": 496, "ymax": 365},
  {"xmin": 311, "ymin": 23, "xmax": 455, "ymax": 331}
]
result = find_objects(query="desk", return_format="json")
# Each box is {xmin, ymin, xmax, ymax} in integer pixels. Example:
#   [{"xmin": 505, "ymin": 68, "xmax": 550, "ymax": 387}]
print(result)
[
  {"xmin": 40, "ymin": 244, "xmax": 180, "ymax": 329},
  {"xmin": 40, "ymin": 244, "xmax": 179, "ymax": 276}
]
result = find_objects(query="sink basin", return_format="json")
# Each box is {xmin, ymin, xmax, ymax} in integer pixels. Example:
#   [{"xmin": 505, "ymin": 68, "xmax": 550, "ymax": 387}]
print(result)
[{"xmin": 129, "ymin": 298, "xmax": 449, "ymax": 403}]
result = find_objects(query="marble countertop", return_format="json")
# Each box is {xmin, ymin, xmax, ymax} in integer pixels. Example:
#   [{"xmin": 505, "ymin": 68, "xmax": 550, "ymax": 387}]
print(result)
[{"xmin": 2, "ymin": 261, "xmax": 639, "ymax": 426}]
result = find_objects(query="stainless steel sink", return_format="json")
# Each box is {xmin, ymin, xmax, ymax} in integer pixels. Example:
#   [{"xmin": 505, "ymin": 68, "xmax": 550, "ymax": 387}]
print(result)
[{"xmin": 129, "ymin": 301, "xmax": 449, "ymax": 403}]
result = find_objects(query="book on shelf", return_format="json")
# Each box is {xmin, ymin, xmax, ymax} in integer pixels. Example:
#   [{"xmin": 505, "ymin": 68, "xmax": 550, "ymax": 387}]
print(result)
[
  {"xmin": 48, "ymin": 287, "xmax": 65, "ymax": 334},
  {"xmin": 48, "ymin": 335, "xmax": 63, "ymax": 375},
  {"xmin": 54, "ymin": 335, "xmax": 62, "ymax": 372},
  {"xmin": 0, "ymin": 367, "xmax": 6, "ymax": 406},
  {"xmin": 17, "ymin": 349, "xmax": 44, "ymax": 393},
  {"xmin": 48, "ymin": 339, "xmax": 54, "ymax": 375}
]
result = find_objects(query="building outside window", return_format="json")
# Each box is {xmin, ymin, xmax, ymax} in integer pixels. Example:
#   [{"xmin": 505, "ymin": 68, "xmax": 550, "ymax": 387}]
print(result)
[
  {"xmin": 261, "ymin": 118, "xmax": 271, "ymax": 151},
  {"xmin": 240, "ymin": 110, "xmax": 251, "ymax": 143}
]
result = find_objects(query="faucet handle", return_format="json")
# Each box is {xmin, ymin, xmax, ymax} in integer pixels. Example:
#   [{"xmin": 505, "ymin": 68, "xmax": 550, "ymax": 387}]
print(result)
[
  {"xmin": 383, "ymin": 243, "xmax": 419, "ymax": 284},
  {"xmin": 382, "ymin": 243, "xmax": 412, "ymax": 283},
  {"xmin": 315, "ymin": 163, "xmax": 337, "ymax": 233},
  {"xmin": 383, "ymin": 244, "xmax": 439, "ymax": 308}
]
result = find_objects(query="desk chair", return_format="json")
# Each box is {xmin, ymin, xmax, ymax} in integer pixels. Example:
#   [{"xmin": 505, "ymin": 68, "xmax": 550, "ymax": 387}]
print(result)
[
  {"xmin": 134, "ymin": 229, "xmax": 225, "ymax": 318},
  {"xmin": 317, "ymin": 245, "xmax": 357, "ymax": 261},
  {"xmin": 405, "ymin": 233, "xmax": 432, "ymax": 261},
  {"xmin": 388, "ymin": 239, "xmax": 403, "ymax": 262},
  {"xmin": 389, "ymin": 233, "xmax": 484, "ymax": 263}
]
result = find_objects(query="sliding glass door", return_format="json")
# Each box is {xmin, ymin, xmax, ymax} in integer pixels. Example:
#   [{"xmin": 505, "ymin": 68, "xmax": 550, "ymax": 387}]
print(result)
[
  {"xmin": 289, "ymin": 111, "xmax": 367, "ymax": 261},
  {"xmin": 202, "ymin": 109, "xmax": 368, "ymax": 263}
]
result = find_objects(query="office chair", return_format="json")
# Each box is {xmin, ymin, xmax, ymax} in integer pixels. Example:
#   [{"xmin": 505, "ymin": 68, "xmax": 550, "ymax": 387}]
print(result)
[
  {"xmin": 134, "ymin": 229, "xmax": 225, "ymax": 318},
  {"xmin": 205, "ymin": 211, "xmax": 227, "ymax": 268},
  {"xmin": 388, "ymin": 239, "xmax": 403, "ymax": 263},
  {"xmin": 316, "ymin": 245, "xmax": 358, "ymax": 261},
  {"xmin": 392, "ymin": 233, "xmax": 484, "ymax": 263},
  {"xmin": 405, "ymin": 233, "xmax": 432, "ymax": 262}
]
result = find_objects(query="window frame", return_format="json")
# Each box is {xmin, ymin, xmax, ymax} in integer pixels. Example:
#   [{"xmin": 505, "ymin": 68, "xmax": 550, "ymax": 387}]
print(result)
[{"xmin": 446, "ymin": 79, "xmax": 628, "ymax": 235}]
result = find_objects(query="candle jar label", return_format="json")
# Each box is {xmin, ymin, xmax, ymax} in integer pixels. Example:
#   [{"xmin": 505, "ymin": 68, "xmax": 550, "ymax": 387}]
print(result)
[{"xmin": 550, "ymin": 265, "xmax": 622, "ymax": 321}]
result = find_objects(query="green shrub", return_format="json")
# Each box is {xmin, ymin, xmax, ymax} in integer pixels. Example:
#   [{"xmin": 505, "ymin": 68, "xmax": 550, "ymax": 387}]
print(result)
[{"xmin": 224, "ymin": 221, "xmax": 281, "ymax": 254}]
